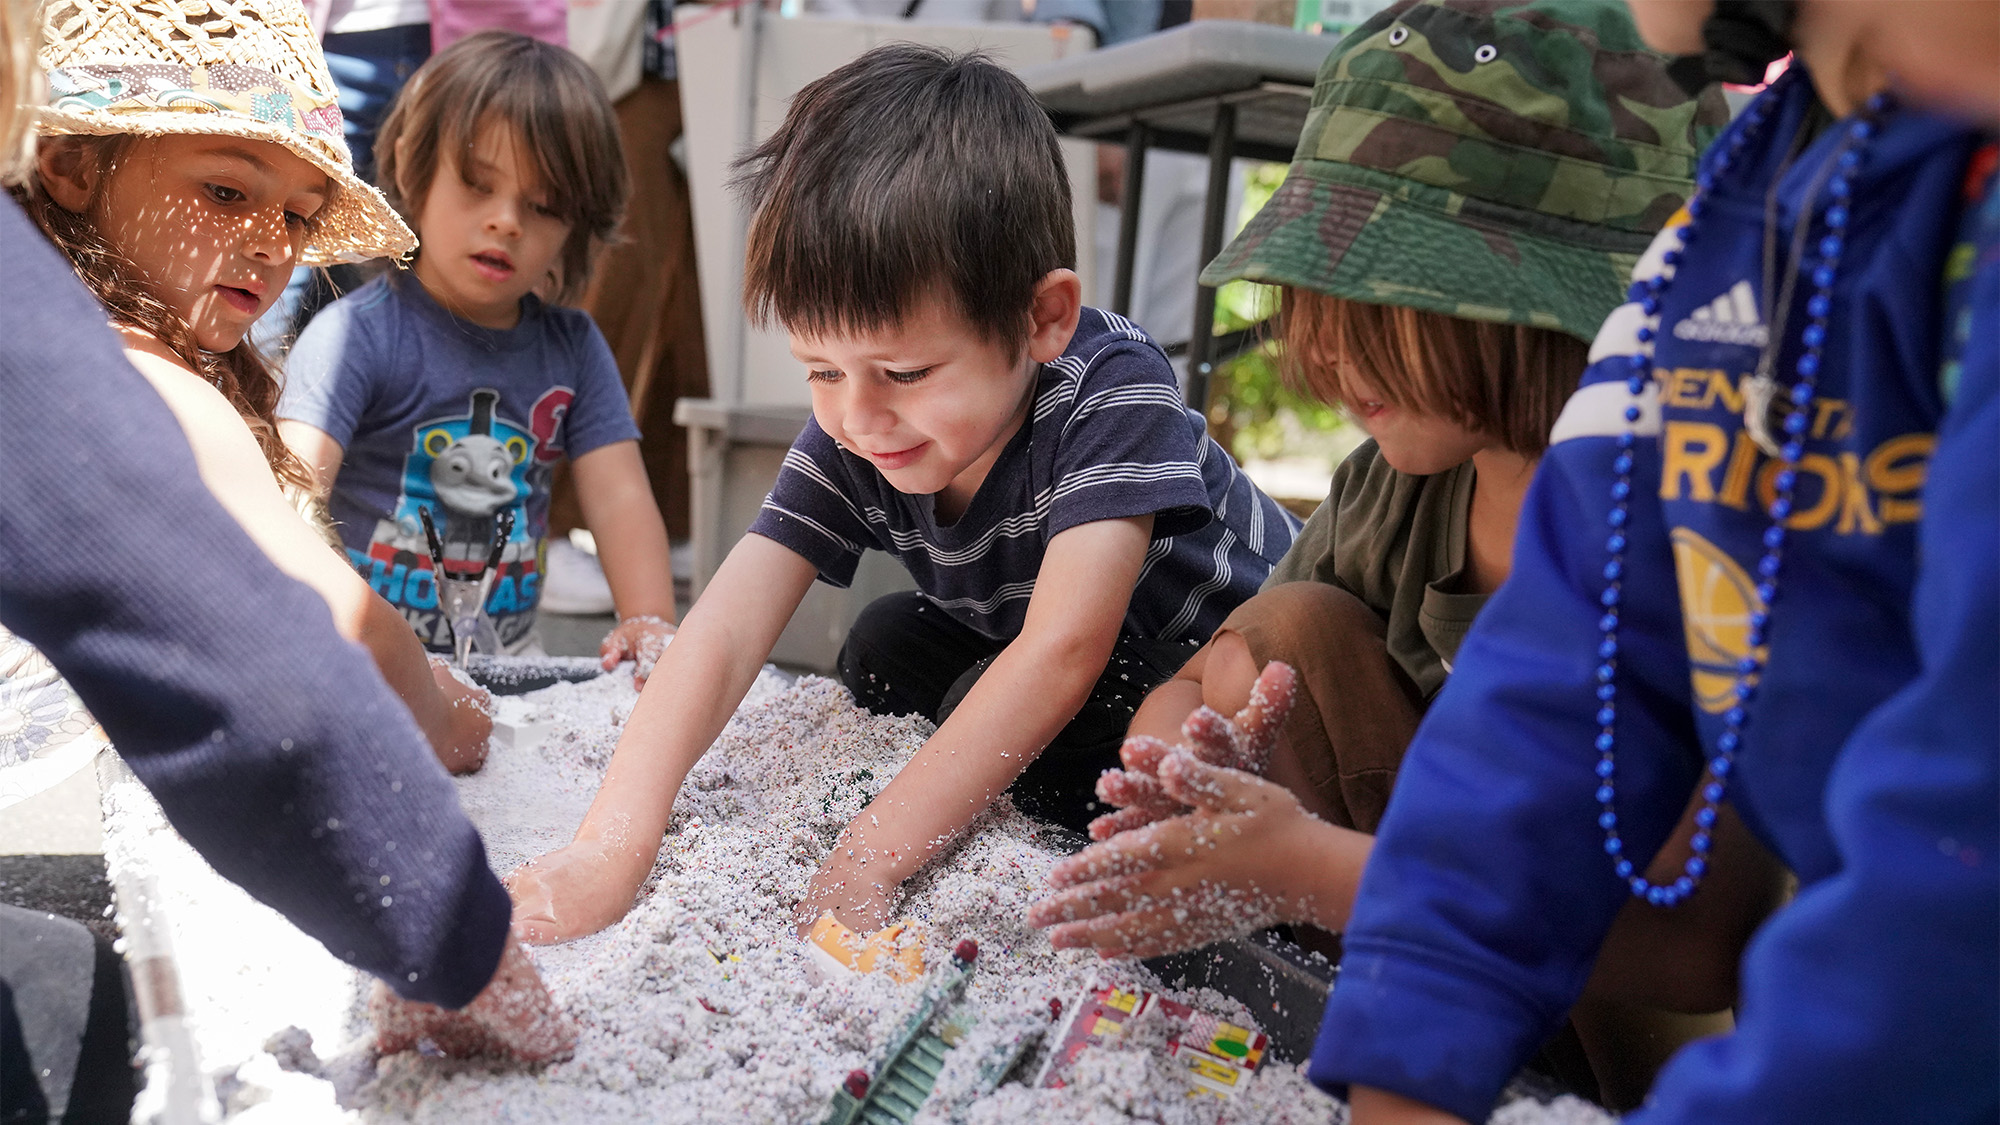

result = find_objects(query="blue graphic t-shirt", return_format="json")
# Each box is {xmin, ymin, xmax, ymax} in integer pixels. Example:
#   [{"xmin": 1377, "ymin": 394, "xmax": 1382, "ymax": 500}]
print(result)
[{"xmin": 280, "ymin": 272, "xmax": 640, "ymax": 651}]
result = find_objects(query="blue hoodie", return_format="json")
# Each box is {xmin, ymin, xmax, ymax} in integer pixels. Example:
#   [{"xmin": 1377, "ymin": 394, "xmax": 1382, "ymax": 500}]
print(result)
[{"xmin": 1310, "ymin": 70, "xmax": 1997, "ymax": 1123}]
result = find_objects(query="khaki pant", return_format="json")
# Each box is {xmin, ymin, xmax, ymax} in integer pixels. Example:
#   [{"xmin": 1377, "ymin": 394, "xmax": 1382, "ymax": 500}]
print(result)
[{"xmin": 1215, "ymin": 581, "xmax": 1422, "ymax": 834}]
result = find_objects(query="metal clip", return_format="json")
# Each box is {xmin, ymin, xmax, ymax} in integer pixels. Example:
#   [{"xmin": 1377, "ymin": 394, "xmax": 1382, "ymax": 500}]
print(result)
[{"xmin": 418, "ymin": 506, "xmax": 515, "ymax": 666}]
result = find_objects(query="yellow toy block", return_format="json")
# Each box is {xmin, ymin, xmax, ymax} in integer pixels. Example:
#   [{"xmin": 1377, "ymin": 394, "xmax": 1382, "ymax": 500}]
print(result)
[{"xmin": 804, "ymin": 913, "xmax": 926, "ymax": 983}]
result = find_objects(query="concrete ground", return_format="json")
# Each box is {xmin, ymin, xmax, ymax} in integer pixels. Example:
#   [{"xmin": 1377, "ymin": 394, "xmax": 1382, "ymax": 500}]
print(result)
[{"xmin": 0, "ymin": 767, "xmax": 115, "ymax": 941}]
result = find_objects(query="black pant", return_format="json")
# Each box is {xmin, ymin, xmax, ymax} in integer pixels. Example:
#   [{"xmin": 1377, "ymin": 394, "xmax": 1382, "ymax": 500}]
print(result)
[
  {"xmin": 0, "ymin": 905, "xmax": 136, "ymax": 1124},
  {"xmin": 836, "ymin": 592, "xmax": 1200, "ymax": 833}
]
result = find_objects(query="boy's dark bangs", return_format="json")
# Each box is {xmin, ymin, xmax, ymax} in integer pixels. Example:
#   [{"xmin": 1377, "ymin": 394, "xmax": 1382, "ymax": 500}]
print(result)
[
  {"xmin": 734, "ymin": 43, "xmax": 1074, "ymax": 352},
  {"xmin": 747, "ymin": 178, "xmax": 957, "ymax": 343}
]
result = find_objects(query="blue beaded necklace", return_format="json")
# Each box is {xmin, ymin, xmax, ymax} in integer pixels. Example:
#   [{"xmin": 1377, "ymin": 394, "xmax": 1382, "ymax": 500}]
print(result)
[{"xmin": 1594, "ymin": 86, "xmax": 1898, "ymax": 908}]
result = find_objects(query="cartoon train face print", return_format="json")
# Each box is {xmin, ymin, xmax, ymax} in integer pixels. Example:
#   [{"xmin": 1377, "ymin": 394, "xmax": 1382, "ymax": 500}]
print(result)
[
  {"xmin": 347, "ymin": 389, "xmax": 554, "ymax": 653},
  {"xmin": 420, "ymin": 389, "xmax": 529, "ymax": 518}
]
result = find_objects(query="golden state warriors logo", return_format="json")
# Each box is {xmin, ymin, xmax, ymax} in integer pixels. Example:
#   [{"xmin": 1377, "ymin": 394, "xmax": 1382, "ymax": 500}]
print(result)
[{"xmin": 1671, "ymin": 527, "xmax": 1767, "ymax": 714}]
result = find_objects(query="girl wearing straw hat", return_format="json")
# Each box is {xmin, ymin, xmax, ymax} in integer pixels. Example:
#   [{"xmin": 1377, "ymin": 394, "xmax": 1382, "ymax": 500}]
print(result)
[
  {"xmin": 14, "ymin": 0, "xmax": 492, "ymax": 776},
  {"xmin": 0, "ymin": 0, "xmax": 572, "ymax": 1109}
]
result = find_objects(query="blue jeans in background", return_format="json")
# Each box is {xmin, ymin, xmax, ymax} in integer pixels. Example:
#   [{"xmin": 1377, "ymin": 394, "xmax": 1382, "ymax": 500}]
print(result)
[
  {"xmin": 322, "ymin": 22, "xmax": 432, "ymax": 183},
  {"xmin": 254, "ymin": 23, "xmax": 430, "ymax": 356}
]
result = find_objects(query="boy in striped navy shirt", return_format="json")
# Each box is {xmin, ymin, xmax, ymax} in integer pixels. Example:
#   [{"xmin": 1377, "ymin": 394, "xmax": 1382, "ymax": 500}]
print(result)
[{"xmin": 508, "ymin": 43, "xmax": 1298, "ymax": 942}]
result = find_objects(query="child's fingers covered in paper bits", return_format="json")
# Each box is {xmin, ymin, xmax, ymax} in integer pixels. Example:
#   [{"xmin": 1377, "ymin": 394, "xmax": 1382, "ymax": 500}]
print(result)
[
  {"xmin": 599, "ymin": 615, "xmax": 676, "ymax": 689},
  {"xmin": 427, "ymin": 655, "xmax": 494, "ymax": 774},
  {"xmin": 1085, "ymin": 662, "xmax": 1299, "ymax": 840},
  {"xmin": 1184, "ymin": 658, "xmax": 1296, "ymax": 774},
  {"xmin": 506, "ymin": 831, "xmax": 655, "ymax": 946},
  {"xmin": 1031, "ymin": 747, "xmax": 1320, "ymax": 958}
]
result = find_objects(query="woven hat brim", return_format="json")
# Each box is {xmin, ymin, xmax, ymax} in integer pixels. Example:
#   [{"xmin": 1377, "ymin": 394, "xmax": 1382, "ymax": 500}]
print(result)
[
  {"xmin": 1201, "ymin": 158, "xmax": 1651, "ymax": 343},
  {"xmin": 36, "ymin": 106, "xmax": 416, "ymax": 266}
]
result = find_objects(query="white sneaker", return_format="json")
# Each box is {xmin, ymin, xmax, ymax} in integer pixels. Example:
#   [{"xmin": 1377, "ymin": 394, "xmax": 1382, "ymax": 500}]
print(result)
[{"xmin": 541, "ymin": 535, "xmax": 616, "ymax": 615}]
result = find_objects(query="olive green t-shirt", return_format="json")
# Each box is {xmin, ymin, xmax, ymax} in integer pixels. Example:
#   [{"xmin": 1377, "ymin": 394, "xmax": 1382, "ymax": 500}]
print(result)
[{"xmin": 1261, "ymin": 440, "xmax": 1487, "ymax": 700}]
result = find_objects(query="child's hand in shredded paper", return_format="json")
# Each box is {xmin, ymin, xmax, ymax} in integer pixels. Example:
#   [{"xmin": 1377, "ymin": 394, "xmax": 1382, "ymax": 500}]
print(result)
[
  {"xmin": 506, "ymin": 832, "xmax": 652, "ymax": 945},
  {"xmin": 1025, "ymin": 660, "xmax": 1369, "ymax": 959},
  {"xmin": 1026, "ymin": 740, "xmax": 1341, "ymax": 959},
  {"xmin": 600, "ymin": 615, "xmax": 676, "ymax": 689},
  {"xmin": 1086, "ymin": 660, "xmax": 1297, "ymax": 840},
  {"xmin": 371, "ymin": 939, "xmax": 575, "ymax": 1063},
  {"xmin": 428, "ymin": 656, "xmax": 493, "ymax": 774},
  {"xmin": 795, "ymin": 849, "xmax": 897, "ymax": 939}
]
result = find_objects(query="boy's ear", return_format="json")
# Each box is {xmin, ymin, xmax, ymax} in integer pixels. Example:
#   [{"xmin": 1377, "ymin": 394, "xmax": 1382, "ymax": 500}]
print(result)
[
  {"xmin": 36, "ymin": 138, "xmax": 101, "ymax": 214},
  {"xmin": 1025, "ymin": 269, "xmax": 1084, "ymax": 366}
]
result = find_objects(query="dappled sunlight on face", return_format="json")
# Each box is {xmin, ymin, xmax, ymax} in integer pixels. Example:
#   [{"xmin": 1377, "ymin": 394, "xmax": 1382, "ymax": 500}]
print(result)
[{"xmin": 92, "ymin": 134, "xmax": 330, "ymax": 353}]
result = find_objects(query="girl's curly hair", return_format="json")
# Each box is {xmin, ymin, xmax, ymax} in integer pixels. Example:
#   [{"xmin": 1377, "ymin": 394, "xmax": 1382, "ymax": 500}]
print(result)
[{"xmin": 14, "ymin": 134, "xmax": 322, "ymax": 506}]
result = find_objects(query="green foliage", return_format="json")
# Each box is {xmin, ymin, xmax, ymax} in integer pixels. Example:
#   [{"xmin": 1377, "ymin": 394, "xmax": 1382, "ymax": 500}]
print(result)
[{"xmin": 1206, "ymin": 163, "xmax": 1353, "ymax": 468}]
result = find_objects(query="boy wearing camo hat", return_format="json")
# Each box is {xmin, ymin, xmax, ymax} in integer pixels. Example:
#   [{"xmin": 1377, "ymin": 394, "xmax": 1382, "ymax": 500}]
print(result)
[{"xmin": 1029, "ymin": 0, "xmax": 1774, "ymax": 1107}]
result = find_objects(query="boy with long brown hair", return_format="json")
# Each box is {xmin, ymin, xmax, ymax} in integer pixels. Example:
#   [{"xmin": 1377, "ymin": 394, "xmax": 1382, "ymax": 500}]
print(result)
[{"xmin": 280, "ymin": 30, "xmax": 679, "ymax": 675}]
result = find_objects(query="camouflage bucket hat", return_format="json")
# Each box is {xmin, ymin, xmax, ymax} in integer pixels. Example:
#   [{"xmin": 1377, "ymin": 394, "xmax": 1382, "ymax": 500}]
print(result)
[{"xmin": 1201, "ymin": 0, "xmax": 1728, "ymax": 341}]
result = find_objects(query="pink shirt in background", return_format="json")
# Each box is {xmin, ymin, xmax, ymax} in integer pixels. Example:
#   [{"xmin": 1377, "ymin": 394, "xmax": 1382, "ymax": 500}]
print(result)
[
  {"xmin": 303, "ymin": 0, "xmax": 567, "ymax": 49},
  {"xmin": 428, "ymin": 0, "xmax": 567, "ymax": 51}
]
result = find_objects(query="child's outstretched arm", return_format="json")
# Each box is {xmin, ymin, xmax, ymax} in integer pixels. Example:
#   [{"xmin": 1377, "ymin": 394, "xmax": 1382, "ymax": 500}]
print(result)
[
  {"xmin": 796, "ymin": 514, "xmax": 1153, "ymax": 934},
  {"xmin": 570, "ymin": 440, "xmax": 678, "ymax": 686},
  {"xmin": 278, "ymin": 420, "xmax": 345, "ymax": 497},
  {"xmin": 509, "ymin": 533, "xmax": 819, "ymax": 943},
  {"xmin": 130, "ymin": 344, "xmax": 492, "ymax": 773}
]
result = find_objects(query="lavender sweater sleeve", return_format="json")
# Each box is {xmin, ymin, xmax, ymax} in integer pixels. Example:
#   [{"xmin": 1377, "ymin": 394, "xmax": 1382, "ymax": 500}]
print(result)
[{"xmin": 0, "ymin": 198, "xmax": 509, "ymax": 1009}]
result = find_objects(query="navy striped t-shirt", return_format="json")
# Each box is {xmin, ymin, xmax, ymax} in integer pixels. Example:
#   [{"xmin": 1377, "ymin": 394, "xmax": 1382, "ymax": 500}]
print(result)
[{"xmin": 749, "ymin": 308, "xmax": 1300, "ymax": 643}]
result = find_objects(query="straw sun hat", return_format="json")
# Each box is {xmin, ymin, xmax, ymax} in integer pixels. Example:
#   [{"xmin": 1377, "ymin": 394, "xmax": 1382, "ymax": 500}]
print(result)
[{"xmin": 35, "ymin": 0, "xmax": 416, "ymax": 265}]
